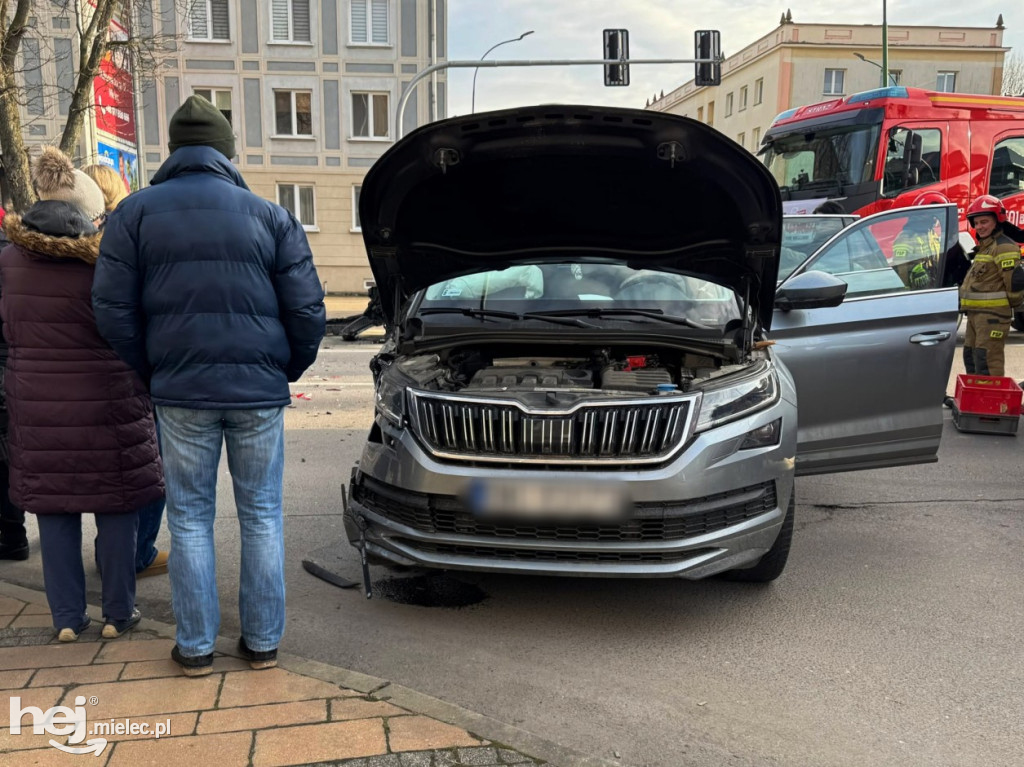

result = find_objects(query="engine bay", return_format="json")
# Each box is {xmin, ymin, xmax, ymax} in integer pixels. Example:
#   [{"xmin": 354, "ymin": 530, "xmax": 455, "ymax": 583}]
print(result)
[{"xmin": 392, "ymin": 344, "xmax": 758, "ymax": 396}]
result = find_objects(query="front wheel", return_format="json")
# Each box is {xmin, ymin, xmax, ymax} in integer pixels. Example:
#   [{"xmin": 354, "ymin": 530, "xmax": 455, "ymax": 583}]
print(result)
[{"xmin": 721, "ymin": 492, "xmax": 795, "ymax": 583}]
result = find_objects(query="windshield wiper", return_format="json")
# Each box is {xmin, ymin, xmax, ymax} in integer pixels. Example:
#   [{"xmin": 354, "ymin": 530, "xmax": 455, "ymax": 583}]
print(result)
[
  {"xmin": 524, "ymin": 308, "xmax": 711, "ymax": 330},
  {"xmin": 418, "ymin": 307, "xmax": 594, "ymax": 327}
]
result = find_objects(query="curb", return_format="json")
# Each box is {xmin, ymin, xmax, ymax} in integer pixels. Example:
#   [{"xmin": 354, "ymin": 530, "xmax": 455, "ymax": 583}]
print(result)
[{"xmin": 0, "ymin": 580, "xmax": 619, "ymax": 767}]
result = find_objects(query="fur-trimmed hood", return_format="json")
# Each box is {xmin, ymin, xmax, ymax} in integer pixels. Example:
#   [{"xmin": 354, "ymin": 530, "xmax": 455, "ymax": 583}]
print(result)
[{"xmin": 2, "ymin": 206, "xmax": 101, "ymax": 265}]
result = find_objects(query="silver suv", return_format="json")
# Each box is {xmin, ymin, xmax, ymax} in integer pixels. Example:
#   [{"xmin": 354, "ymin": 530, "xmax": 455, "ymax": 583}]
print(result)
[{"xmin": 343, "ymin": 106, "xmax": 959, "ymax": 582}]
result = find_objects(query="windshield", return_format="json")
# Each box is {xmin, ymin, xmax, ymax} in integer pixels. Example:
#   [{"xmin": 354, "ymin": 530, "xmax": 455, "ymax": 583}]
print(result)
[
  {"xmin": 779, "ymin": 215, "xmax": 854, "ymax": 281},
  {"xmin": 763, "ymin": 123, "xmax": 882, "ymax": 192},
  {"xmin": 419, "ymin": 264, "xmax": 742, "ymax": 330}
]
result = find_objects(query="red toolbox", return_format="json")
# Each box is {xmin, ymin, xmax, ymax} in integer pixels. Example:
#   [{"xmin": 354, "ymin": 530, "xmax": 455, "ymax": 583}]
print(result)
[{"xmin": 952, "ymin": 374, "xmax": 1022, "ymax": 435}]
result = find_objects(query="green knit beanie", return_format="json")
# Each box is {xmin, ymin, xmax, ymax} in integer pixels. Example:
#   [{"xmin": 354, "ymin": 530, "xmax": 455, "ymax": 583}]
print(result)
[{"xmin": 168, "ymin": 95, "xmax": 236, "ymax": 159}]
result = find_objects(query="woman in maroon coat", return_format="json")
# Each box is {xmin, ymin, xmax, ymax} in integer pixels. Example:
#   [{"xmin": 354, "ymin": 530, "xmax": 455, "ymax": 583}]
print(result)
[{"xmin": 0, "ymin": 149, "xmax": 163, "ymax": 641}]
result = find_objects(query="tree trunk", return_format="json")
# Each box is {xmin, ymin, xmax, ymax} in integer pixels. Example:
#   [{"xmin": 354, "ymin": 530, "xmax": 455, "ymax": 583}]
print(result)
[
  {"xmin": 59, "ymin": 0, "xmax": 120, "ymax": 157},
  {"xmin": 0, "ymin": 69, "xmax": 33, "ymax": 212}
]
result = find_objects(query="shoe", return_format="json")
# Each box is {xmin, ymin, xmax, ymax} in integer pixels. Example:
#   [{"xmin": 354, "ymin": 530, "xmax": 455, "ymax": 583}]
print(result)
[
  {"xmin": 137, "ymin": 551, "xmax": 169, "ymax": 578},
  {"xmin": 238, "ymin": 636, "xmax": 278, "ymax": 670},
  {"xmin": 57, "ymin": 617, "xmax": 91, "ymax": 643},
  {"xmin": 0, "ymin": 541, "xmax": 29, "ymax": 561},
  {"xmin": 943, "ymin": 395, "xmax": 955, "ymax": 409},
  {"xmin": 171, "ymin": 645, "xmax": 214, "ymax": 677},
  {"xmin": 101, "ymin": 607, "xmax": 141, "ymax": 639}
]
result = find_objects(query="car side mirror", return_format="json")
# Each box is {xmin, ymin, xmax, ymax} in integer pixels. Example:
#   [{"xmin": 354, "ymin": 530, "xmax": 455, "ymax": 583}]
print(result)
[{"xmin": 774, "ymin": 270, "xmax": 848, "ymax": 311}]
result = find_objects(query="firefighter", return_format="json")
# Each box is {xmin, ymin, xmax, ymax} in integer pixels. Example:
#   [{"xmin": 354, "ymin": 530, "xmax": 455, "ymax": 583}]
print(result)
[
  {"xmin": 960, "ymin": 195, "xmax": 1024, "ymax": 377},
  {"xmin": 891, "ymin": 192, "xmax": 947, "ymax": 289}
]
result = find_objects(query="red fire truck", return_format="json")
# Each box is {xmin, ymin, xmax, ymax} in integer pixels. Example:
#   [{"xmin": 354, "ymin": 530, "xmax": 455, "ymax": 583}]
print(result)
[{"xmin": 761, "ymin": 86, "xmax": 1024, "ymax": 228}]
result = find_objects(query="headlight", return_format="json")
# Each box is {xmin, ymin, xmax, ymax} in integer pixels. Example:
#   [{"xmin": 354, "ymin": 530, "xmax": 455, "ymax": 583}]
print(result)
[
  {"xmin": 374, "ymin": 375, "xmax": 407, "ymax": 426},
  {"xmin": 695, "ymin": 364, "xmax": 779, "ymax": 432},
  {"xmin": 739, "ymin": 418, "xmax": 783, "ymax": 449}
]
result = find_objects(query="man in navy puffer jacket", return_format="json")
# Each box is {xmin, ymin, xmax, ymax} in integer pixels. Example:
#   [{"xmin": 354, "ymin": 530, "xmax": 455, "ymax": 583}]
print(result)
[{"xmin": 93, "ymin": 95, "xmax": 325, "ymax": 677}]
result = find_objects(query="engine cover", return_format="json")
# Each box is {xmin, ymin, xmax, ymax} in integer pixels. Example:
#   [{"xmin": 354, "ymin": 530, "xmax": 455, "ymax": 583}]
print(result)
[{"xmin": 465, "ymin": 366, "xmax": 594, "ymax": 390}]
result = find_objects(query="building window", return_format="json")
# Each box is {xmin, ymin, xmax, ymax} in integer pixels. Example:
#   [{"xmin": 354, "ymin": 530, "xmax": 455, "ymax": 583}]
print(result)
[
  {"xmin": 697, "ymin": 106, "xmax": 703, "ymax": 122},
  {"xmin": 350, "ymin": 0, "xmax": 389, "ymax": 45},
  {"xmin": 352, "ymin": 184, "xmax": 362, "ymax": 231},
  {"xmin": 737, "ymin": 132, "xmax": 745, "ymax": 147},
  {"xmin": 352, "ymin": 91, "xmax": 389, "ymax": 138},
  {"xmin": 707, "ymin": 100, "xmax": 714, "ymax": 126},
  {"xmin": 754, "ymin": 78, "xmax": 764, "ymax": 105},
  {"xmin": 189, "ymin": 0, "xmax": 230, "ymax": 40},
  {"xmin": 274, "ymin": 90, "xmax": 312, "ymax": 136},
  {"xmin": 936, "ymin": 71, "xmax": 956, "ymax": 93},
  {"xmin": 823, "ymin": 69, "xmax": 845, "ymax": 96},
  {"xmin": 271, "ymin": 0, "xmax": 310, "ymax": 43},
  {"xmin": 888, "ymin": 70, "xmax": 902, "ymax": 86},
  {"xmin": 278, "ymin": 184, "xmax": 316, "ymax": 229},
  {"xmin": 752, "ymin": 126, "xmax": 761, "ymax": 149},
  {"xmin": 724, "ymin": 92, "xmax": 733, "ymax": 117},
  {"xmin": 193, "ymin": 88, "xmax": 233, "ymax": 126}
]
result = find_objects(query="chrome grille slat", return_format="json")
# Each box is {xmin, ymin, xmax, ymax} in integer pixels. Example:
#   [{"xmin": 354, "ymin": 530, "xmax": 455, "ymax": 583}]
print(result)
[{"xmin": 408, "ymin": 391, "xmax": 695, "ymax": 465}]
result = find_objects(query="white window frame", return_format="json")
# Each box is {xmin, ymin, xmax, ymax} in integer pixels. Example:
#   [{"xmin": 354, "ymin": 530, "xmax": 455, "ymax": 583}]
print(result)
[
  {"xmin": 278, "ymin": 183, "xmax": 317, "ymax": 231},
  {"xmin": 739, "ymin": 85, "xmax": 748, "ymax": 111},
  {"xmin": 192, "ymin": 87, "xmax": 233, "ymax": 127},
  {"xmin": 351, "ymin": 184, "xmax": 362, "ymax": 232},
  {"xmin": 752, "ymin": 126, "xmax": 761, "ymax": 149},
  {"xmin": 737, "ymin": 132, "xmax": 745, "ymax": 148},
  {"xmin": 350, "ymin": 91, "xmax": 390, "ymax": 140},
  {"xmin": 936, "ymin": 71, "xmax": 956, "ymax": 93},
  {"xmin": 754, "ymin": 78, "xmax": 764, "ymax": 105},
  {"xmin": 273, "ymin": 89, "xmax": 314, "ymax": 137},
  {"xmin": 188, "ymin": 0, "xmax": 231, "ymax": 42},
  {"xmin": 724, "ymin": 92, "xmax": 733, "ymax": 117},
  {"xmin": 270, "ymin": 0, "xmax": 312, "ymax": 45},
  {"xmin": 823, "ymin": 68, "xmax": 845, "ymax": 96},
  {"xmin": 349, "ymin": 0, "xmax": 390, "ymax": 46}
]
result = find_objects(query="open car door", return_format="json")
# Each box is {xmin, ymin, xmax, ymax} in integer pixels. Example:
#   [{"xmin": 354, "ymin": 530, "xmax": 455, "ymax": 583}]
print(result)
[{"xmin": 770, "ymin": 204, "xmax": 960, "ymax": 475}]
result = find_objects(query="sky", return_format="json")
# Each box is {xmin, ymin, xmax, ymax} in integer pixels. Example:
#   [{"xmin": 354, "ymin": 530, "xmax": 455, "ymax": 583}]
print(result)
[{"xmin": 446, "ymin": 1, "xmax": 1022, "ymax": 115}]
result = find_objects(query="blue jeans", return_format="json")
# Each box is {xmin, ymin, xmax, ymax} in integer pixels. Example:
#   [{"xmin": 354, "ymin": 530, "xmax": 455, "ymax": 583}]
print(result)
[
  {"xmin": 135, "ymin": 497, "xmax": 165, "ymax": 571},
  {"xmin": 38, "ymin": 512, "xmax": 138, "ymax": 629},
  {"xmin": 156, "ymin": 406, "xmax": 285, "ymax": 657}
]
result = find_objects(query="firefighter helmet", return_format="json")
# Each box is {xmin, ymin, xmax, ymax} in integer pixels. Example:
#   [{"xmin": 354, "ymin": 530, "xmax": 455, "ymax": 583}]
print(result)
[
  {"xmin": 966, "ymin": 195, "xmax": 1007, "ymax": 224},
  {"xmin": 912, "ymin": 191, "xmax": 950, "ymax": 206}
]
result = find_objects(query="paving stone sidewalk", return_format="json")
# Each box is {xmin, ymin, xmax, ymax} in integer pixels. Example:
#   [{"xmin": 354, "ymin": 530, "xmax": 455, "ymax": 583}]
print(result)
[{"xmin": 0, "ymin": 588, "xmax": 551, "ymax": 767}]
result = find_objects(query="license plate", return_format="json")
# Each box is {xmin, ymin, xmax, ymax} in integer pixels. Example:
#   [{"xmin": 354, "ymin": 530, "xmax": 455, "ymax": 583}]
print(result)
[{"xmin": 466, "ymin": 478, "xmax": 630, "ymax": 522}]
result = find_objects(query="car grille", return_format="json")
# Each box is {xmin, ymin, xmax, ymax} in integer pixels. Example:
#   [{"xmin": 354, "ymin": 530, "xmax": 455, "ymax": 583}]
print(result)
[
  {"xmin": 402, "ymin": 542, "xmax": 717, "ymax": 565},
  {"xmin": 355, "ymin": 477, "xmax": 776, "ymax": 543},
  {"xmin": 407, "ymin": 390, "xmax": 694, "ymax": 465}
]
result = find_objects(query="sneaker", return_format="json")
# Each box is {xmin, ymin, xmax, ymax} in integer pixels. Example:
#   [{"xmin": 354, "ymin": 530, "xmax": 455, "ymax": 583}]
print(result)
[
  {"xmin": 171, "ymin": 645, "xmax": 214, "ymax": 677},
  {"xmin": 101, "ymin": 607, "xmax": 141, "ymax": 639},
  {"xmin": 57, "ymin": 617, "xmax": 91, "ymax": 643},
  {"xmin": 137, "ymin": 551, "xmax": 169, "ymax": 578},
  {"xmin": 0, "ymin": 541, "xmax": 29, "ymax": 561},
  {"xmin": 238, "ymin": 636, "xmax": 278, "ymax": 670}
]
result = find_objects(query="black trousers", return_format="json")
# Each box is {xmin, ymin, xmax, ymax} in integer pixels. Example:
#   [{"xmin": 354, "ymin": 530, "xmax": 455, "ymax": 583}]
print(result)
[
  {"xmin": 0, "ymin": 461, "xmax": 26, "ymax": 546},
  {"xmin": 37, "ymin": 512, "xmax": 138, "ymax": 630}
]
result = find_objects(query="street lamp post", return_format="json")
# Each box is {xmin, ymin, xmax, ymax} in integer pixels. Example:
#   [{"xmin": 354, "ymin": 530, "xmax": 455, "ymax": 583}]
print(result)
[
  {"xmin": 881, "ymin": 0, "xmax": 889, "ymax": 88},
  {"xmin": 854, "ymin": 53, "xmax": 898, "ymax": 86},
  {"xmin": 471, "ymin": 31, "xmax": 534, "ymax": 114}
]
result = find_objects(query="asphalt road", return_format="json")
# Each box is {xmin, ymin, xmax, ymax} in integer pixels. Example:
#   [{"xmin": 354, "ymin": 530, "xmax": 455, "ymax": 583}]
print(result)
[{"xmin": 2, "ymin": 335, "xmax": 1022, "ymax": 767}]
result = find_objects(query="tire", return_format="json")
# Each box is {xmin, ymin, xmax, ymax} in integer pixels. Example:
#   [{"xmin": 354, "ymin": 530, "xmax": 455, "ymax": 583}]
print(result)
[
  {"xmin": 1012, "ymin": 312, "xmax": 1024, "ymax": 333},
  {"xmin": 721, "ymin": 492, "xmax": 795, "ymax": 583}
]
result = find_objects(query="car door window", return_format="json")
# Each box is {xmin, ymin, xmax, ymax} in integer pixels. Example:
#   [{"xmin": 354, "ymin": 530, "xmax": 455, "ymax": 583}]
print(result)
[
  {"xmin": 797, "ymin": 207, "xmax": 949, "ymax": 296},
  {"xmin": 990, "ymin": 136, "xmax": 1024, "ymax": 199},
  {"xmin": 882, "ymin": 127, "xmax": 942, "ymax": 196}
]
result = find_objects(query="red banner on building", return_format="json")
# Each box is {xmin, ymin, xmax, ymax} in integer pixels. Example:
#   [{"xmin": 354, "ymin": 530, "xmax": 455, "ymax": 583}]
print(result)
[{"xmin": 93, "ymin": 19, "xmax": 136, "ymax": 145}]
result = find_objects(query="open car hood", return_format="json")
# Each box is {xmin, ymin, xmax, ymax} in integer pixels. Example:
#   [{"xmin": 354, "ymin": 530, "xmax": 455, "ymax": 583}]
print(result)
[{"xmin": 359, "ymin": 105, "xmax": 782, "ymax": 329}]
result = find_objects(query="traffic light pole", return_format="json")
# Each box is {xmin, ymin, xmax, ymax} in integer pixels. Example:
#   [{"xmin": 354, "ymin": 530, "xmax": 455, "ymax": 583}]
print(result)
[{"xmin": 394, "ymin": 56, "xmax": 720, "ymax": 140}]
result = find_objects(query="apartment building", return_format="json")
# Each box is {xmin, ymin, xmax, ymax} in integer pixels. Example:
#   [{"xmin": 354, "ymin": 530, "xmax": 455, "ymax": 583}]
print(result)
[
  {"xmin": 648, "ymin": 18, "xmax": 1007, "ymax": 155},
  {"xmin": 11, "ymin": 0, "xmax": 447, "ymax": 294}
]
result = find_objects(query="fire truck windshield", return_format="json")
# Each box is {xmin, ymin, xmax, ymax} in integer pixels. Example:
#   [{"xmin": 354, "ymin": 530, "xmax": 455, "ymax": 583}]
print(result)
[{"xmin": 762, "ymin": 122, "xmax": 882, "ymax": 194}]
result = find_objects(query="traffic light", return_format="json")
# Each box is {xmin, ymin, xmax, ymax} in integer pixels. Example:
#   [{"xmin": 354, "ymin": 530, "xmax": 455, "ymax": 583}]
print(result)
[
  {"xmin": 694, "ymin": 30, "xmax": 721, "ymax": 87},
  {"xmin": 603, "ymin": 29, "xmax": 630, "ymax": 86}
]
